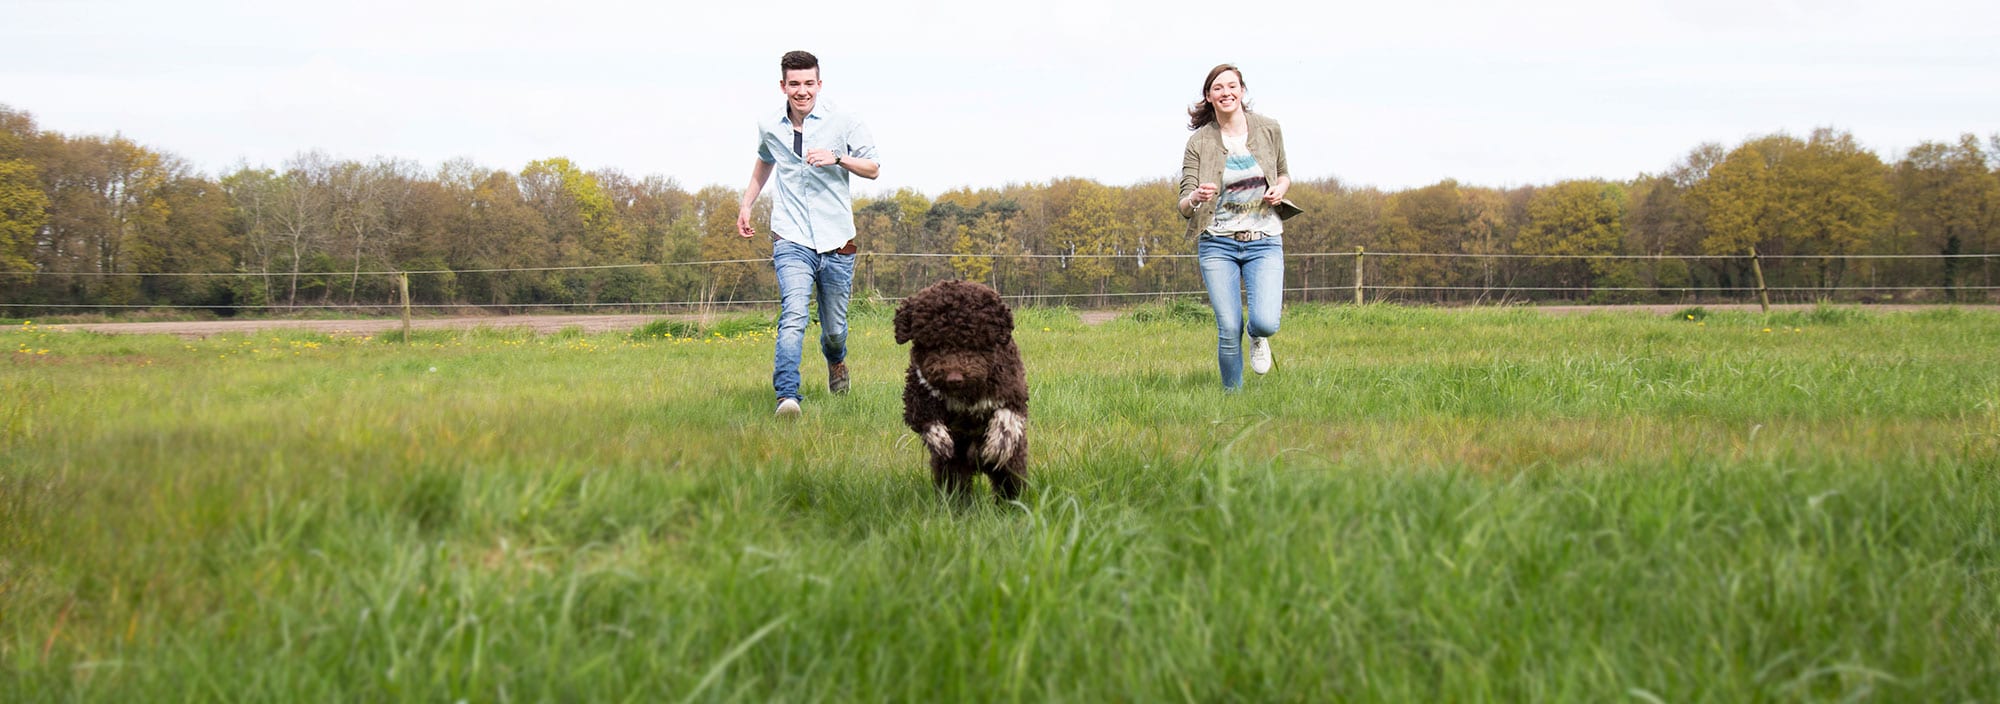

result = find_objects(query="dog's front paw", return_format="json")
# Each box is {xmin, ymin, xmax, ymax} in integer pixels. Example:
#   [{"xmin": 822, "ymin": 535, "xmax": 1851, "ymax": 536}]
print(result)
[
  {"xmin": 980, "ymin": 408, "xmax": 1025, "ymax": 464},
  {"xmin": 922, "ymin": 422, "xmax": 954, "ymax": 458}
]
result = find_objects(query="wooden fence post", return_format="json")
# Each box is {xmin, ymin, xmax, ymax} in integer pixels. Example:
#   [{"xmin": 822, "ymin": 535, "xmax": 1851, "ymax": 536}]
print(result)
[
  {"xmin": 1749, "ymin": 247, "xmax": 1770, "ymax": 313},
  {"xmin": 1354, "ymin": 246, "xmax": 1365, "ymax": 305},
  {"xmin": 399, "ymin": 272, "xmax": 412, "ymax": 340}
]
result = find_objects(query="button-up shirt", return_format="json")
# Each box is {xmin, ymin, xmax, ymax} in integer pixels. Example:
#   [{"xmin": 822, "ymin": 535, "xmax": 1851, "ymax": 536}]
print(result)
[{"xmin": 755, "ymin": 101, "xmax": 878, "ymax": 253}]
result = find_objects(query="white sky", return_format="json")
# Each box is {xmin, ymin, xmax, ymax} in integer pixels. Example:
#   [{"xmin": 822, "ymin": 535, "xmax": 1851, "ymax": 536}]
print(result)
[{"xmin": 4, "ymin": 0, "xmax": 1996, "ymax": 197}]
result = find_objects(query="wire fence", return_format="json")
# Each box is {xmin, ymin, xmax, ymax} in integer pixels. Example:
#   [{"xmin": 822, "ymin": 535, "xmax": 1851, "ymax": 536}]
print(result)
[{"xmin": 5, "ymin": 249, "xmax": 1997, "ymax": 314}]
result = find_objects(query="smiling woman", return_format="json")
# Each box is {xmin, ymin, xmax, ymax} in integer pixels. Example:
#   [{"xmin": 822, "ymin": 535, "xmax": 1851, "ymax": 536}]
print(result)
[{"xmin": 1177, "ymin": 63, "xmax": 1301, "ymax": 392}]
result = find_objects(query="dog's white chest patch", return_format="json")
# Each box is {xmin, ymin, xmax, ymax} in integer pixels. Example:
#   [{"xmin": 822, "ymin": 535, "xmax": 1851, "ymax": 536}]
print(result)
[{"xmin": 914, "ymin": 368, "xmax": 1004, "ymax": 414}]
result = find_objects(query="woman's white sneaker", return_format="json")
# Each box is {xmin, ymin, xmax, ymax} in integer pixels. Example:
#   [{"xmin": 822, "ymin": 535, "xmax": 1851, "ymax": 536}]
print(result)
[{"xmin": 1248, "ymin": 336, "xmax": 1273, "ymax": 375}]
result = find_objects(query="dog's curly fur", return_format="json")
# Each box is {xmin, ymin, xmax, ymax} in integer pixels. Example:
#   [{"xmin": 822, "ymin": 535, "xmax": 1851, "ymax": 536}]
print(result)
[{"xmin": 895, "ymin": 280, "xmax": 1029, "ymax": 502}]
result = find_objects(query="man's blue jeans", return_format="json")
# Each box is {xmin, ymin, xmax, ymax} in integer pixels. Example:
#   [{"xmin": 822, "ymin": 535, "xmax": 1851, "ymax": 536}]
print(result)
[
  {"xmin": 1198, "ymin": 235, "xmax": 1284, "ymax": 390},
  {"xmin": 772, "ymin": 239, "xmax": 854, "ymax": 402}
]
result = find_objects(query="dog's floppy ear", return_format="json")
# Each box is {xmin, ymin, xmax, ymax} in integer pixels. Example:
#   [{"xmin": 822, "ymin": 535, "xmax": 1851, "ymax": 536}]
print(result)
[{"xmin": 893, "ymin": 299, "xmax": 913, "ymax": 344}]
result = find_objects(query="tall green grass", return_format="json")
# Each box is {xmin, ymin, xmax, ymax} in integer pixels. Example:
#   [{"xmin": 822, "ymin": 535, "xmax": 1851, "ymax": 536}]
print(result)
[{"xmin": 3, "ymin": 306, "xmax": 1998, "ymax": 701}]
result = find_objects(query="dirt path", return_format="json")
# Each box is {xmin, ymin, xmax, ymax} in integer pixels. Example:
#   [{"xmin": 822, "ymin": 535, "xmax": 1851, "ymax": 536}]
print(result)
[
  {"xmin": 40, "ymin": 304, "xmax": 1994, "ymax": 338},
  {"xmin": 47, "ymin": 314, "xmax": 675, "ymax": 338},
  {"xmin": 41, "ymin": 310, "xmax": 1131, "ymax": 338},
  {"xmin": 1527, "ymin": 303, "xmax": 1999, "ymax": 316}
]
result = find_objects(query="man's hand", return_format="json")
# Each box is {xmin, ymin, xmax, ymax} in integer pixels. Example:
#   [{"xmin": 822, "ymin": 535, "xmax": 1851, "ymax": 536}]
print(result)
[
  {"xmin": 736, "ymin": 206, "xmax": 756, "ymax": 238},
  {"xmin": 805, "ymin": 148, "xmax": 841, "ymax": 168}
]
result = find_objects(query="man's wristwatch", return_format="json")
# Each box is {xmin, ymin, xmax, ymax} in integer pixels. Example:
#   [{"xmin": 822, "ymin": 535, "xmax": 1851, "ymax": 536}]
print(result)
[{"xmin": 830, "ymin": 154, "xmax": 842, "ymax": 168}]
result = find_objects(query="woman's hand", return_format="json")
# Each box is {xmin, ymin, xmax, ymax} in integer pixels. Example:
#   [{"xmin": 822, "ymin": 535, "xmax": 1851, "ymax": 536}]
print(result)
[
  {"xmin": 1187, "ymin": 182, "xmax": 1219, "ymax": 208},
  {"xmin": 1262, "ymin": 180, "xmax": 1289, "ymax": 205}
]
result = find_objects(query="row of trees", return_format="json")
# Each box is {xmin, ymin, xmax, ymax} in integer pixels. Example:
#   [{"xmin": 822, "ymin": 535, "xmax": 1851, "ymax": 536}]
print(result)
[{"xmin": 3, "ymin": 102, "xmax": 1996, "ymax": 314}]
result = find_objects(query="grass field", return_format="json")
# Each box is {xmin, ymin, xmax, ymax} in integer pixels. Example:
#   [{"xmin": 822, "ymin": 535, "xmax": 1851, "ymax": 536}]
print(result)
[{"xmin": 4, "ymin": 303, "xmax": 1998, "ymax": 701}]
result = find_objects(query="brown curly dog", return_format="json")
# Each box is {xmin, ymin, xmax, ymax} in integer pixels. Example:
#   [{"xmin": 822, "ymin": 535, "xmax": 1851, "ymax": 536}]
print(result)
[{"xmin": 894, "ymin": 280, "xmax": 1029, "ymax": 503}]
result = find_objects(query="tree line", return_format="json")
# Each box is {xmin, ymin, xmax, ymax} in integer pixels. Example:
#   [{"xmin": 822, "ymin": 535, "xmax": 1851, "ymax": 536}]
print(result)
[{"xmin": 3, "ymin": 103, "xmax": 1996, "ymax": 314}]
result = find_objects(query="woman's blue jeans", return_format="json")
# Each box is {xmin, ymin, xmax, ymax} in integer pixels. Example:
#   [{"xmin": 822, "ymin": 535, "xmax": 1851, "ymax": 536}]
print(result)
[
  {"xmin": 1198, "ymin": 235, "xmax": 1284, "ymax": 390},
  {"xmin": 771, "ymin": 239, "xmax": 854, "ymax": 402}
]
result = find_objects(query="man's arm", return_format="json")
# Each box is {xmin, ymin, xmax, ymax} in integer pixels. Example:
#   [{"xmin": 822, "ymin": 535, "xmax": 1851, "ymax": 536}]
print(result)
[
  {"xmin": 737, "ymin": 159, "xmax": 775, "ymax": 238},
  {"xmin": 836, "ymin": 154, "xmax": 880, "ymax": 180},
  {"xmin": 830, "ymin": 119, "xmax": 881, "ymax": 180},
  {"xmin": 804, "ymin": 149, "xmax": 879, "ymax": 180}
]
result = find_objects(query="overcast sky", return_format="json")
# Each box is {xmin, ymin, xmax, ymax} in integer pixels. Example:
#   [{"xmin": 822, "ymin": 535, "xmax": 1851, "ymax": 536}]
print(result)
[{"xmin": 5, "ymin": 0, "xmax": 1996, "ymax": 197}]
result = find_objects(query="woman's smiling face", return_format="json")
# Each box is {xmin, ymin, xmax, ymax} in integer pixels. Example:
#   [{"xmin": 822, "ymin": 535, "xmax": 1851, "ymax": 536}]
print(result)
[{"xmin": 1207, "ymin": 70, "xmax": 1244, "ymax": 115}]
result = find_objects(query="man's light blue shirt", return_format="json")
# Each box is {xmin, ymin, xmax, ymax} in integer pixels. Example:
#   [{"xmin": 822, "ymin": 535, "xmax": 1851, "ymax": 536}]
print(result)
[{"xmin": 756, "ymin": 101, "xmax": 878, "ymax": 253}]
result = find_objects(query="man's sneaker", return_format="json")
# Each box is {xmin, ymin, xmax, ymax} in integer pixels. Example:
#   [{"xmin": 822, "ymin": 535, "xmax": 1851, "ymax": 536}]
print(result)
[
  {"xmin": 1248, "ymin": 336, "xmax": 1274, "ymax": 375},
  {"xmin": 828, "ymin": 362, "xmax": 850, "ymax": 394},
  {"xmin": 775, "ymin": 398, "xmax": 802, "ymax": 418}
]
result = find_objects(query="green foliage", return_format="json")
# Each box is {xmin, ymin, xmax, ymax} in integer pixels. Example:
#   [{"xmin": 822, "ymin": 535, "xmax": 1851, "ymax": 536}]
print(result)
[
  {"xmin": 1048, "ymin": 179, "xmax": 1126, "ymax": 295},
  {"xmin": 402, "ymin": 260, "xmax": 458, "ymax": 303},
  {"xmin": 396, "ymin": 470, "xmax": 463, "ymax": 533},
  {"xmin": 458, "ymin": 326, "xmax": 535, "ymax": 344},
  {"xmin": 1652, "ymin": 257, "xmax": 1693, "ymax": 290},
  {"xmin": 1893, "ymin": 134, "xmax": 1998, "ymax": 296},
  {"xmin": 378, "ymin": 328, "xmax": 461, "ymax": 345},
  {"xmin": 1586, "ymin": 261, "xmax": 1644, "ymax": 304},
  {"xmin": 0, "ymin": 158, "xmax": 48, "ymax": 277},
  {"xmin": 1123, "ymin": 296, "xmax": 1213, "ymax": 323},
  {"xmin": 1795, "ymin": 129, "xmax": 1894, "ymax": 256},
  {"xmin": 845, "ymin": 291, "xmax": 894, "ymax": 321},
  {"xmin": 1374, "ymin": 180, "xmax": 1470, "ymax": 291},
  {"xmin": 948, "ymin": 220, "xmax": 997, "ymax": 283},
  {"xmin": 1692, "ymin": 137, "xmax": 1793, "ymax": 256},
  {"xmin": 630, "ymin": 318, "xmax": 702, "ymax": 340},
  {"xmin": 5, "ymin": 309, "xmax": 2000, "ymax": 699},
  {"xmin": 1517, "ymin": 180, "xmax": 1628, "ymax": 258},
  {"xmin": 707, "ymin": 313, "xmax": 775, "ymax": 337},
  {"xmin": 1011, "ymin": 304, "xmax": 1082, "ymax": 331},
  {"xmin": 1765, "ymin": 303, "xmax": 1869, "ymax": 327},
  {"xmin": 0, "ymin": 102, "xmax": 1991, "ymax": 315},
  {"xmin": 1519, "ymin": 180, "xmax": 1632, "ymax": 297},
  {"xmin": 1690, "ymin": 129, "xmax": 1894, "ymax": 263},
  {"xmin": 521, "ymin": 157, "xmax": 636, "ymax": 265}
]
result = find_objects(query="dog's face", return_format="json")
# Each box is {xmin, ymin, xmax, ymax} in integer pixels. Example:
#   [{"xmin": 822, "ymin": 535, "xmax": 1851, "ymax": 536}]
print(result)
[{"xmin": 895, "ymin": 280, "xmax": 1016, "ymax": 400}]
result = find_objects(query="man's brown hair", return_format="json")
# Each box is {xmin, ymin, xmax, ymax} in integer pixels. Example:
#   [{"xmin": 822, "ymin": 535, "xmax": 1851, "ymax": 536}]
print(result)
[{"xmin": 781, "ymin": 51, "xmax": 819, "ymax": 76}]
